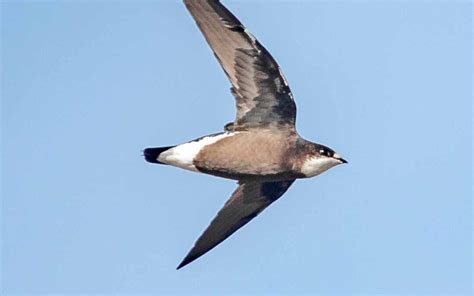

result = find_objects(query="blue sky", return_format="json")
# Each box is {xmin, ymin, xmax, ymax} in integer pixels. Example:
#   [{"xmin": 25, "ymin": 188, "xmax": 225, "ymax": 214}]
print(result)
[{"xmin": 1, "ymin": 0, "xmax": 472, "ymax": 294}]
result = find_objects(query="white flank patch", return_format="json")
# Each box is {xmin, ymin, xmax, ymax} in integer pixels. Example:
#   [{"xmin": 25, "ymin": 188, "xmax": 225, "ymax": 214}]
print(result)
[
  {"xmin": 158, "ymin": 132, "xmax": 239, "ymax": 172},
  {"xmin": 301, "ymin": 156, "xmax": 341, "ymax": 178}
]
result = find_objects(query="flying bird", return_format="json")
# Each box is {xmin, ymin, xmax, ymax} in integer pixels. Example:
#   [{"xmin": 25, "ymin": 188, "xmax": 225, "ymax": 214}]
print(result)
[{"xmin": 144, "ymin": 0, "xmax": 347, "ymax": 269}]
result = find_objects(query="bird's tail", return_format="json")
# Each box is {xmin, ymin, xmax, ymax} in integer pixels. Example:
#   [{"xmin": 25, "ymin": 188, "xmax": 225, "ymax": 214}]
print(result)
[{"xmin": 143, "ymin": 146, "xmax": 175, "ymax": 164}]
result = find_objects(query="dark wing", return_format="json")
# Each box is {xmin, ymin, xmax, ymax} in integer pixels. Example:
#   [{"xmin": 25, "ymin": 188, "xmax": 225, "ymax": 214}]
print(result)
[
  {"xmin": 177, "ymin": 180, "xmax": 295, "ymax": 269},
  {"xmin": 184, "ymin": 0, "xmax": 296, "ymax": 130}
]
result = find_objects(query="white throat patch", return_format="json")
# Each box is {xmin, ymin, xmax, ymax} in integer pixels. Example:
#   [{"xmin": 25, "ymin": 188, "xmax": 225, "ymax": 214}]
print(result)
[
  {"xmin": 158, "ymin": 132, "xmax": 239, "ymax": 172},
  {"xmin": 300, "ymin": 156, "xmax": 340, "ymax": 178}
]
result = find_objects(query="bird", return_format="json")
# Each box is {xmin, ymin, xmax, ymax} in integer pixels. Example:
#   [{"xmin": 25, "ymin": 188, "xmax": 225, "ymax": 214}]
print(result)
[{"xmin": 144, "ymin": 0, "xmax": 347, "ymax": 270}]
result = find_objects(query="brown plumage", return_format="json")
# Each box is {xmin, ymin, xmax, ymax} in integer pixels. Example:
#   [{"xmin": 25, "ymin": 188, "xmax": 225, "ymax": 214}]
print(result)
[{"xmin": 194, "ymin": 130, "xmax": 298, "ymax": 179}]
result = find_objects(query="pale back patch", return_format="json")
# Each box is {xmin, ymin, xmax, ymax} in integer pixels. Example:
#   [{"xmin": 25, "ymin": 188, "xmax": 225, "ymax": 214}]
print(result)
[
  {"xmin": 301, "ymin": 156, "xmax": 340, "ymax": 178},
  {"xmin": 158, "ymin": 132, "xmax": 239, "ymax": 172}
]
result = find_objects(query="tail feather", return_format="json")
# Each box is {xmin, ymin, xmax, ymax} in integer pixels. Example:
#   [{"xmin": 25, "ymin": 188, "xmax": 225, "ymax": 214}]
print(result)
[{"xmin": 143, "ymin": 146, "xmax": 174, "ymax": 164}]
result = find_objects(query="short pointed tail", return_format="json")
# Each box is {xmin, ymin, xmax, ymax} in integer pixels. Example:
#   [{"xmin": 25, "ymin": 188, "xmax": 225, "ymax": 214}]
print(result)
[{"xmin": 143, "ymin": 146, "xmax": 175, "ymax": 164}]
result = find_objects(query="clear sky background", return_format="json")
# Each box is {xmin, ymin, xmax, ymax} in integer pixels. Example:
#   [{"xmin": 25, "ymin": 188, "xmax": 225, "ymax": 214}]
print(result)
[{"xmin": 1, "ymin": 0, "xmax": 472, "ymax": 294}]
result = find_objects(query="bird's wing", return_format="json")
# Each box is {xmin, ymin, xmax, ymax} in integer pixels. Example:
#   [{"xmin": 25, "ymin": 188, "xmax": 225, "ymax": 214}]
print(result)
[
  {"xmin": 184, "ymin": 0, "xmax": 296, "ymax": 130},
  {"xmin": 177, "ymin": 179, "xmax": 295, "ymax": 269}
]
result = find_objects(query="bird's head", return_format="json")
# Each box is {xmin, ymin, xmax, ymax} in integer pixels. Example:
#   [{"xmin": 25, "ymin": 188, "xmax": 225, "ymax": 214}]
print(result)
[{"xmin": 300, "ymin": 143, "xmax": 347, "ymax": 178}]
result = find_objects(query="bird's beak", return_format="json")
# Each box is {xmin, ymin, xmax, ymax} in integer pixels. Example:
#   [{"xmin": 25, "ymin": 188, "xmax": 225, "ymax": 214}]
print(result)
[{"xmin": 333, "ymin": 153, "xmax": 348, "ymax": 164}]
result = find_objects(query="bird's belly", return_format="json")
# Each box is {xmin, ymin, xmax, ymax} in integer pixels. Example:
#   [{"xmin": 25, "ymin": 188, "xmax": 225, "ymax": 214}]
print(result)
[{"xmin": 192, "ymin": 131, "xmax": 294, "ymax": 180}]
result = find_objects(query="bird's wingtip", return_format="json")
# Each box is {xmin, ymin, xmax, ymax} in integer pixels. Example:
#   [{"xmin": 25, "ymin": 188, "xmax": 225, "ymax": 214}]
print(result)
[{"xmin": 176, "ymin": 257, "xmax": 192, "ymax": 270}]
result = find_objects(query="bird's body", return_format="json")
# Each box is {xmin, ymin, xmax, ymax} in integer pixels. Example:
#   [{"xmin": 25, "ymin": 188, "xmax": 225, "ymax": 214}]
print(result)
[
  {"xmin": 160, "ymin": 130, "xmax": 297, "ymax": 180},
  {"xmin": 144, "ymin": 0, "xmax": 347, "ymax": 269},
  {"xmin": 154, "ymin": 129, "xmax": 343, "ymax": 182}
]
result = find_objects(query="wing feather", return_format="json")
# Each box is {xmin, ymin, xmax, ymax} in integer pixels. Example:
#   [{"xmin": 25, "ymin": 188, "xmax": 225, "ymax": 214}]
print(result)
[
  {"xmin": 184, "ymin": 0, "xmax": 296, "ymax": 129},
  {"xmin": 177, "ymin": 180, "xmax": 295, "ymax": 269}
]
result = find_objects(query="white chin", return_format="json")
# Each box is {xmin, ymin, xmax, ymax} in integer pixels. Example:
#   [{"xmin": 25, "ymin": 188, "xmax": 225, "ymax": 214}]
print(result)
[{"xmin": 301, "ymin": 157, "xmax": 340, "ymax": 177}]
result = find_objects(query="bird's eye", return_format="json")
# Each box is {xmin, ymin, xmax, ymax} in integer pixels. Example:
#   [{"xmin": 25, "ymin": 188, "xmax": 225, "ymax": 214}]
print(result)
[{"xmin": 319, "ymin": 148, "xmax": 333, "ymax": 157}]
